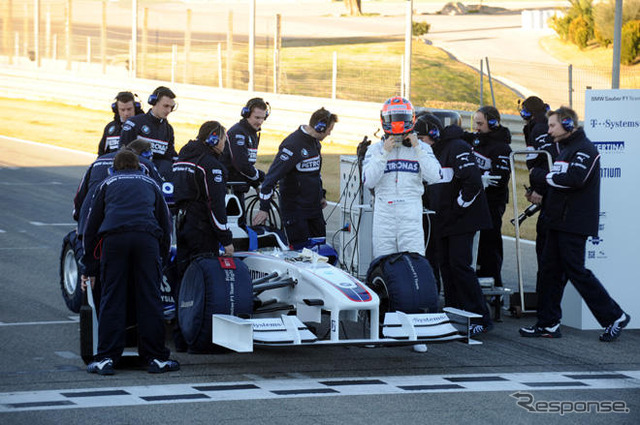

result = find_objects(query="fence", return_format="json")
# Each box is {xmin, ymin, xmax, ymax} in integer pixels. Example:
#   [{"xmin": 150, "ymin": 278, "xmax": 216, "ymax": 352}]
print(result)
[{"xmin": 2, "ymin": 0, "xmax": 639, "ymax": 114}]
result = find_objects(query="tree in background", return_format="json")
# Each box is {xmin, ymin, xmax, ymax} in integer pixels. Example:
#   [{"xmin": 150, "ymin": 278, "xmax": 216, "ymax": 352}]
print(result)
[{"xmin": 593, "ymin": 0, "xmax": 640, "ymax": 47}]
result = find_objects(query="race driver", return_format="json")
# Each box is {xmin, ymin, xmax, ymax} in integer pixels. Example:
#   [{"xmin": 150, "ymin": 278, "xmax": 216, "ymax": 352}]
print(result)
[{"xmin": 362, "ymin": 96, "xmax": 442, "ymax": 258}]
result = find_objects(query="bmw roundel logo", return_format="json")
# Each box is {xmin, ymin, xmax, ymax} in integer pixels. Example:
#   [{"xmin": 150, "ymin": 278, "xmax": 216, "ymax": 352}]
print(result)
[
  {"xmin": 336, "ymin": 281, "xmax": 357, "ymax": 289},
  {"xmin": 108, "ymin": 125, "xmax": 116, "ymax": 135},
  {"xmin": 142, "ymin": 125, "xmax": 150, "ymax": 134},
  {"xmin": 301, "ymin": 148, "xmax": 308, "ymax": 157}
]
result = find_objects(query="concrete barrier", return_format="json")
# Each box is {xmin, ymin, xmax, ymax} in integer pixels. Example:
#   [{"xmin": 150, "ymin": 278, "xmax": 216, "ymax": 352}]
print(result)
[{"xmin": 0, "ymin": 60, "xmax": 526, "ymax": 152}]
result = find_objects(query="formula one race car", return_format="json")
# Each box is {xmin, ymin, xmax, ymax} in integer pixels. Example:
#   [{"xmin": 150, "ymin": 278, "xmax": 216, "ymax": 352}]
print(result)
[{"xmin": 60, "ymin": 192, "xmax": 482, "ymax": 363}]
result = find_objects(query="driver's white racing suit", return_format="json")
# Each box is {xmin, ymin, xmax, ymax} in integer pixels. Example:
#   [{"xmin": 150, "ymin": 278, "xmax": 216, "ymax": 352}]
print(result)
[{"xmin": 362, "ymin": 138, "xmax": 442, "ymax": 258}]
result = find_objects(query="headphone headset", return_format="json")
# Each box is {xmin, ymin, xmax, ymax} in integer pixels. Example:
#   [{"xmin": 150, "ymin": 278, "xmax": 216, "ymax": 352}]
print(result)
[
  {"xmin": 148, "ymin": 93, "xmax": 158, "ymax": 106},
  {"xmin": 487, "ymin": 118, "xmax": 499, "ymax": 130},
  {"xmin": 314, "ymin": 120, "xmax": 328, "ymax": 133},
  {"xmin": 313, "ymin": 109, "xmax": 332, "ymax": 133},
  {"xmin": 112, "ymin": 92, "xmax": 141, "ymax": 114},
  {"xmin": 519, "ymin": 100, "xmax": 532, "ymax": 120},
  {"xmin": 205, "ymin": 130, "xmax": 220, "ymax": 148},
  {"xmin": 417, "ymin": 115, "xmax": 442, "ymax": 142},
  {"xmin": 561, "ymin": 117, "xmax": 575, "ymax": 132},
  {"xmin": 241, "ymin": 98, "xmax": 271, "ymax": 120}
]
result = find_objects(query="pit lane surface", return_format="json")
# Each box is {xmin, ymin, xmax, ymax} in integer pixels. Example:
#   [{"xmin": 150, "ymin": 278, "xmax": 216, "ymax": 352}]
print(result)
[{"xmin": 1, "ymin": 136, "xmax": 638, "ymax": 424}]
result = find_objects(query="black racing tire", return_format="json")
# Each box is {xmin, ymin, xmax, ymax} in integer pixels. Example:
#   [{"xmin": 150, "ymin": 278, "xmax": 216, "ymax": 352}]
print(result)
[
  {"xmin": 367, "ymin": 267, "xmax": 391, "ymax": 322},
  {"xmin": 59, "ymin": 230, "xmax": 83, "ymax": 313},
  {"xmin": 79, "ymin": 291, "xmax": 94, "ymax": 365}
]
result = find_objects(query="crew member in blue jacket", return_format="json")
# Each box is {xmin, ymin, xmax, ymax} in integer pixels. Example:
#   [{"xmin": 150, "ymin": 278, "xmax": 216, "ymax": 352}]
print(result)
[
  {"xmin": 419, "ymin": 113, "xmax": 494, "ymax": 336},
  {"xmin": 520, "ymin": 107, "xmax": 630, "ymax": 341},
  {"xmin": 119, "ymin": 86, "xmax": 178, "ymax": 181},
  {"xmin": 97, "ymin": 91, "xmax": 144, "ymax": 156},
  {"xmin": 220, "ymin": 97, "xmax": 269, "ymax": 224},
  {"xmin": 81, "ymin": 150, "xmax": 178, "ymax": 375},
  {"xmin": 73, "ymin": 139, "xmax": 162, "ymax": 238},
  {"xmin": 252, "ymin": 108, "xmax": 338, "ymax": 248}
]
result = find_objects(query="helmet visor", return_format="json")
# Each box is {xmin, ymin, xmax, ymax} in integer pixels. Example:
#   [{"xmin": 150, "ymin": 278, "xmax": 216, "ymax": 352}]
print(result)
[{"xmin": 381, "ymin": 111, "xmax": 414, "ymax": 135}]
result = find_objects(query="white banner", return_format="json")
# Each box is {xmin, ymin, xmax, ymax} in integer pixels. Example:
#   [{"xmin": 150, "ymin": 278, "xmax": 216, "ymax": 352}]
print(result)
[{"xmin": 561, "ymin": 89, "xmax": 640, "ymax": 330}]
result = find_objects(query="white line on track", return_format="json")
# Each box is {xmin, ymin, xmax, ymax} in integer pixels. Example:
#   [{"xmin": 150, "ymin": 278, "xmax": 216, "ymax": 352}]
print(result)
[
  {"xmin": 0, "ymin": 317, "xmax": 78, "ymax": 327},
  {"xmin": 1, "ymin": 370, "xmax": 638, "ymax": 413},
  {"xmin": 0, "ymin": 135, "xmax": 96, "ymax": 158},
  {"xmin": 29, "ymin": 221, "xmax": 77, "ymax": 227}
]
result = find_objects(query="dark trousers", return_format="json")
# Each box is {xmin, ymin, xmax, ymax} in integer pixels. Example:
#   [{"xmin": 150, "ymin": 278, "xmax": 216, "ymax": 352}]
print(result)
[
  {"xmin": 97, "ymin": 232, "xmax": 169, "ymax": 362},
  {"xmin": 476, "ymin": 202, "xmax": 505, "ymax": 287},
  {"xmin": 283, "ymin": 214, "xmax": 326, "ymax": 249},
  {"xmin": 438, "ymin": 231, "xmax": 492, "ymax": 326},
  {"xmin": 537, "ymin": 230, "xmax": 623, "ymax": 327}
]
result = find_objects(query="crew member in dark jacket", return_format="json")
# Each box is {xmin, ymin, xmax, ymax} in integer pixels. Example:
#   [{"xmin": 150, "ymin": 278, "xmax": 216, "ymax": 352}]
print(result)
[
  {"xmin": 519, "ymin": 96, "xmax": 559, "ymax": 293},
  {"xmin": 252, "ymin": 108, "xmax": 338, "ymax": 248},
  {"xmin": 97, "ymin": 91, "xmax": 144, "ymax": 156},
  {"xmin": 119, "ymin": 86, "xmax": 178, "ymax": 181},
  {"xmin": 74, "ymin": 139, "xmax": 162, "ymax": 238},
  {"xmin": 419, "ymin": 114, "xmax": 493, "ymax": 336},
  {"xmin": 172, "ymin": 121, "xmax": 233, "ymax": 352},
  {"xmin": 173, "ymin": 121, "xmax": 234, "ymax": 273},
  {"xmin": 220, "ymin": 97, "xmax": 269, "ymax": 224},
  {"xmin": 463, "ymin": 106, "xmax": 512, "ymax": 288},
  {"xmin": 519, "ymin": 107, "xmax": 630, "ymax": 341},
  {"xmin": 81, "ymin": 150, "xmax": 178, "ymax": 375}
]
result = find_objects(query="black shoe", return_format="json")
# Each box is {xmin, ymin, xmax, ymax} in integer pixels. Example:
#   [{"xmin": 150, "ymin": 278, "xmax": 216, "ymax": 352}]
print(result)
[
  {"xmin": 600, "ymin": 313, "xmax": 631, "ymax": 342},
  {"xmin": 148, "ymin": 358, "xmax": 180, "ymax": 374},
  {"xmin": 87, "ymin": 358, "xmax": 114, "ymax": 375},
  {"xmin": 519, "ymin": 323, "xmax": 562, "ymax": 338}
]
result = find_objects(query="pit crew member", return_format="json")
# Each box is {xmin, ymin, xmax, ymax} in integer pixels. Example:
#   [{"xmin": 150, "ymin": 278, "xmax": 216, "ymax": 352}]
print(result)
[
  {"xmin": 462, "ymin": 105, "xmax": 512, "ymax": 288},
  {"xmin": 119, "ymin": 86, "xmax": 178, "ymax": 181},
  {"xmin": 252, "ymin": 108, "xmax": 338, "ymax": 248},
  {"xmin": 73, "ymin": 139, "xmax": 162, "ymax": 238},
  {"xmin": 419, "ymin": 113, "xmax": 494, "ymax": 336},
  {"xmin": 81, "ymin": 150, "xmax": 178, "ymax": 375},
  {"xmin": 220, "ymin": 97, "xmax": 269, "ymax": 224},
  {"xmin": 97, "ymin": 91, "xmax": 144, "ymax": 156},
  {"xmin": 519, "ymin": 106, "xmax": 630, "ymax": 341}
]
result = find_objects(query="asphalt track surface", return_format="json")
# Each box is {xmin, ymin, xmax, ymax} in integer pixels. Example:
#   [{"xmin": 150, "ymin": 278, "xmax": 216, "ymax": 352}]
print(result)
[{"xmin": 0, "ymin": 136, "xmax": 639, "ymax": 424}]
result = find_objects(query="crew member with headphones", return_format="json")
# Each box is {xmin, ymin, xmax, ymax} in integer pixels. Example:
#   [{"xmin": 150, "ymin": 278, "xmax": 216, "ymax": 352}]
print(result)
[
  {"xmin": 220, "ymin": 97, "xmax": 270, "ymax": 225},
  {"xmin": 520, "ymin": 106, "xmax": 630, "ymax": 341},
  {"xmin": 119, "ymin": 86, "xmax": 178, "ymax": 181},
  {"xmin": 252, "ymin": 107, "xmax": 338, "ymax": 248},
  {"xmin": 417, "ymin": 112, "xmax": 494, "ymax": 336},
  {"xmin": 462, "ymin": 105, "xmax": 512, "ymax": 292},
  {"xmin": 97, "ymin": 91, "xmax": 144, "ymax": 156},
  {"xmin": 519, "ymin": 96, "xmax": 558, "ymax": 300},
  {"xmin": 171, "ymin": 121, "xmax": 233, "ymax": 352}
]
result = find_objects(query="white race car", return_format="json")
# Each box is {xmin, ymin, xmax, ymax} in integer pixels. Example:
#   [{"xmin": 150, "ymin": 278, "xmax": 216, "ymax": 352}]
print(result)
[
  {"xmin": 205, "ymin": 195, "xmax": 483, "ymax": 353},
  {"xmin": 62, "ymin": 192, "xmax": 483, "ymax": 363}
]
